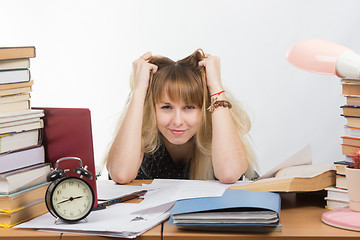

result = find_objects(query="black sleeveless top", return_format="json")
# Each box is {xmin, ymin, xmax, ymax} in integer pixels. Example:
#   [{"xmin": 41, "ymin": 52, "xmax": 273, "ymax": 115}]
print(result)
[{"xmin": 136, "ymin": 143, "xmax": 190, "ymax": 179}]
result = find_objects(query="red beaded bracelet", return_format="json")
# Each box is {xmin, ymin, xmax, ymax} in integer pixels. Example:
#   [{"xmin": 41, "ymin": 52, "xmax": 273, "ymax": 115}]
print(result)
[{"xmin": 210, "ymin": 90, "xmax": 225, "ymax": 97}]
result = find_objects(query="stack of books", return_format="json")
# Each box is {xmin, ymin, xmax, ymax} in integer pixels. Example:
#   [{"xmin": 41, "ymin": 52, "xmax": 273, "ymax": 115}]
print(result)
[
  {"xmin": 0, "ymin": 47, "xmax": 50, "ymax": 228},
  {"xmin": 341, "ymin": 79, "xmax": 360, "ymax": 156},
  {"xmin": 325, "ymin": 161, "xmax": 350, "ymax": 209},
  {"xmin": 324, "ymin": 79, "xmax": 360, "ymax": 210}
]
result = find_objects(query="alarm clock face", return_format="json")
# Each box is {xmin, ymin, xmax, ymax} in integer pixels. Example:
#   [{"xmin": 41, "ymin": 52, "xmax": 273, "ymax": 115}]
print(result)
[{"xmin": 47, "ymin": 177, "xmax": 94, "ymax": 222}]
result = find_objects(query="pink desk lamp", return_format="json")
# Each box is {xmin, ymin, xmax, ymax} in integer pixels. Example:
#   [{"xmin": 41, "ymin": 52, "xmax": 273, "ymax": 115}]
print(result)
[{"xmin": 286, "ymin": 39, "xmax": 360, "ymax": 79}]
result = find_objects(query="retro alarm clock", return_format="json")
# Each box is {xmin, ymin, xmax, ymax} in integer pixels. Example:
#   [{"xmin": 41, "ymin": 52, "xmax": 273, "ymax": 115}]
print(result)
[{"xmin": 45, "ymin": 157, "xmax": 94, "ymax": 223}]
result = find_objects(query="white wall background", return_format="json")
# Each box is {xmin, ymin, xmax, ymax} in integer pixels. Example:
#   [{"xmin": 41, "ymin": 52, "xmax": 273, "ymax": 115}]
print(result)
[{"xmin": 1, "ymin": 0, "xmax": 359, "ymax": 178}]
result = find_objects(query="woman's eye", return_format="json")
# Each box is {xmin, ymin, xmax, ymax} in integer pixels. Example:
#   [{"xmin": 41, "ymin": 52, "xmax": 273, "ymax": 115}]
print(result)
[
  {"xmin": 161, "ymin": 105, "xmax": 171, "ymax": 109},
  {"xmin": 185, "ymin": 105, "xmax": 195, "ymax": 110}
]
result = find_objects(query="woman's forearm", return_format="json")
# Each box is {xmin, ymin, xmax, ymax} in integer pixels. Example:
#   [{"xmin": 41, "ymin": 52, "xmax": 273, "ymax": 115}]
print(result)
[
  {"xmin": 211, "ymin": 95, "xmax": 248, "ymax": 184},
  {"xmin": 107, "ymin": 89, "xmax": 146, "ymax": 183}
]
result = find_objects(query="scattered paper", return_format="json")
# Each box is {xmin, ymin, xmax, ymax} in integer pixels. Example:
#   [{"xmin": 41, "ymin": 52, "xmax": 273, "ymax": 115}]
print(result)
[{"xmin": 15, "ymin": 179, "xmax": 229, "ymax": 238}]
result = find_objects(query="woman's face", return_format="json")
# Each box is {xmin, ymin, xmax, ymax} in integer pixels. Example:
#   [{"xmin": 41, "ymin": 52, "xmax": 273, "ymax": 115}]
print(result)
[{"xmin": 155, "ymin": 93, "xmax": 202, "ymax": 145}]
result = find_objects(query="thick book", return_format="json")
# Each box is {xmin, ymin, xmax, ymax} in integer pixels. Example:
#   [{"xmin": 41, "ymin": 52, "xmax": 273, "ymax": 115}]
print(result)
[
  {"xmin": 0, "ymin": 129, "xmax": 42, "ymax": 154},
  {"xmin": 0, "ymin": 58, "xmax": 30, "ymax": 71},
  {"xmin": 169, "ymin": 189, "xmax": 281, "ymax": 232},
  {"xmin": 325, "ymin": 198, "xmax": 349, "ymax": 209},
  {"xmin": 0, "ymin": 119, "xmax": 43, "ymax": 135},
  {"xmin": 230, "ymin": 163, "xmax": 335, "ymax": 192},
  {"xmin": 0, "ymin": 163, "xmax": 50, "ymax": 194},
  {"xmin": 0, "ymin": 200, "xmax": 47, "ymax": 228},
  {"xmin": 0, "ymin": 69, "xmax": 30, "ymax": 85},
  {"xmin": 344, "ymin": 116, "xmax": 360, "ymax": 128},
  {"xmin": 344, "ymin": 126, "xmax": 360, "ymax": 138},
  {"xmin": 0, "ymin": 86, "xmax": 31, "ymax": 97},
  {"xmin": 0, "ymin": 109, "xmax": 44, "ymax": 123},
  {"xmin": 0, "ymin": 146, "xmax": 45, "ymax": 174},
  {"xmin": 0, "ymin": 80, "xmax": 33, "ymax": 91},
  {"xmin": 341, "ymin": 105, "xmax": 360, "ymax": 118},
  {"xmin": 341, "ymin": 136, "xmax": 360, "ymax": 148},
  {"xmin": 346, "ymin": 96, "xmax": 360, "ymax": 106},
  {"xmin": 0, "ymin": 182, "xmax": 49, "ymax": 211},
  {"xmin": 0, "ymin": 93, "xmax": 30, "ymax": 104},
  {"xmin": 324, "ymin": 187, "xmax": 349, "ymax": 209},
  {"xmin": 0, "ymin": 163, "xmax": 50, "ymax": 195},
  {"xmin": 0, "ymin": 47, "xmax": 35, "ymax": 61},
  {"xmin": 0, "ymin": 100, "xmax": 30, "ymax": 114},
  {"xmin": 342, "ymin": 144, "xmax": 360, "ymax": 156},
  {"xmin": 336, "ymin": 174, "xmax": 347, "ymax": 190},
  {"xmin": 334, "ymin": 160, "xmax": 351, "ymax": 175}
]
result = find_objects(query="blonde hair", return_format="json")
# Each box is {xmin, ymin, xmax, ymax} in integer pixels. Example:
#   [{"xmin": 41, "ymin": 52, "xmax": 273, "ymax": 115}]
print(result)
[{"xmin": 123, "ymin": 49, "xmax": 257, "ymax": 180}]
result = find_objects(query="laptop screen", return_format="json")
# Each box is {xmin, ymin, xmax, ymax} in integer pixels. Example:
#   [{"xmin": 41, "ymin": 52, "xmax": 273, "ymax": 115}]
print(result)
[{"xmin": 33, "ymin": 107, "xmax": 98, "ymax": 207}]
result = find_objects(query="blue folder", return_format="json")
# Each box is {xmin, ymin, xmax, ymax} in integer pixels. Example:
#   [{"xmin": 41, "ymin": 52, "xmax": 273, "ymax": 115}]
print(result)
[{"xmin": 168, "ymin": 189, "xmax": 281, "ymax": 232}]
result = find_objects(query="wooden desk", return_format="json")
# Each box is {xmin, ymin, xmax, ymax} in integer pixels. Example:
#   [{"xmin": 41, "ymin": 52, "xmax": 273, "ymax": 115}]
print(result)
[
  {"xmin": 162, "ymin": 192, "xmax": 360, "ymax": 240},
  {"xmin": 2, "ymin": 182, "xmax": 360, "ymax": 239},
  {"xmin": 0, "ymin": 228, "xmax": 60, "ymax": 240}
]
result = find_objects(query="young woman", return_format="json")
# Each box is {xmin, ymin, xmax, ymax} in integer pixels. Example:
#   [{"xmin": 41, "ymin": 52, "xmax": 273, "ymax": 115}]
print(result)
[{"xmin": 107, "ymin": 49, "xmax": 257, "ymax": 184}]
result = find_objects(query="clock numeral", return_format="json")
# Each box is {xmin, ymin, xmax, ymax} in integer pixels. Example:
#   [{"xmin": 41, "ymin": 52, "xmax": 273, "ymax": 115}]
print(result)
[
  {"xmin": 83, "ymin": 188, "xmax": 87, "ymax": 193},
  {"xmin": 70, "ymin": 212, "xmax": 74, "ymax": 216},
  {"xmin": 56, "ymin": 190, "xmax": 61, "ymax": 195},
  {"xmin": 62, "ymin": 184, "xmax": 66, "ymax": 189},
  {"xmin": 69, "ymin": 181, "xmax": 74, "ymax": 186}
]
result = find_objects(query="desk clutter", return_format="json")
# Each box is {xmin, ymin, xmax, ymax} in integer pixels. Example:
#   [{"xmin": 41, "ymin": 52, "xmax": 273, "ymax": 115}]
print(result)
[{"xmin": 0, "ymin": 46, "xmax": 50, "ymax": 228}]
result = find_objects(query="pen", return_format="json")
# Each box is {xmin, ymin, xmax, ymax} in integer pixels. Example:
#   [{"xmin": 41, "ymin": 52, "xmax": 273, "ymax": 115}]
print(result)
[{"xmin": 93, "ymin": 190, "xmax": 147, "ymax": 211}]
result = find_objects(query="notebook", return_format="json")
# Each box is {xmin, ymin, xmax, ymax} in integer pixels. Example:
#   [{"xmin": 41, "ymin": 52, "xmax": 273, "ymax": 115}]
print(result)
[{"xmin": 32, "ymin": 107, "xmax": 98, "ymax": 207}]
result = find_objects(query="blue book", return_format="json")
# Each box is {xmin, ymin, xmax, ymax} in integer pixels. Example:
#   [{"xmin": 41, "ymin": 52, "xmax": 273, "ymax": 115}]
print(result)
[{"xmin": 169, "ymin": 189, "xmax": 281, "ymax": 232}]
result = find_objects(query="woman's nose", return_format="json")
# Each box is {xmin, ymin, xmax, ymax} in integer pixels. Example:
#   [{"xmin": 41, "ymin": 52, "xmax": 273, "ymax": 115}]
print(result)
[{"xmin": 173, "ymin": 110, "xmax": 184, "ymax": 126}]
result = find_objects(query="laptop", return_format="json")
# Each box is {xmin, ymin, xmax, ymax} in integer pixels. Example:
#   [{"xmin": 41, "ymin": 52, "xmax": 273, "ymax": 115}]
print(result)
[{"xmin": 32, "ymin": 107, "xmax": 98, "ymax": 207}]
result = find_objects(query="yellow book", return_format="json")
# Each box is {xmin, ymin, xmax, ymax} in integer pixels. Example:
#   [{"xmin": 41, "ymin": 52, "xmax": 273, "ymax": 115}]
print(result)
[{"xmin": 0, "ymin": 200, "xmax": 47, "ymax": 228}]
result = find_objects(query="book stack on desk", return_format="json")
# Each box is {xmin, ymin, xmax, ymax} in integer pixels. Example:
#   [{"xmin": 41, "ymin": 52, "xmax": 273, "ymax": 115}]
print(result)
[
  {"xmin": 0, "ymin": 47, "xmax": 50, "ymax": 228},
  {"xmin": 324, "ymin": 161, "xmax": 350, "ymax": 209}
]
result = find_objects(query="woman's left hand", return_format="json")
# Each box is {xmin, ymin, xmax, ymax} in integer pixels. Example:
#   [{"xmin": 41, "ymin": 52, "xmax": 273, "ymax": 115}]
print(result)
[{"xmin": 198, "ymin": 54, "xmax": 224, "ymax": 94}]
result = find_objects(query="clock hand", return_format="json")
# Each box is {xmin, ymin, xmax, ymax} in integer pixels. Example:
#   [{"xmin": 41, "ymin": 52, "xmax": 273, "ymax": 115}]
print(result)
[
  {"xmin": 72, "ymin": 196, "xmax": 83, "ymax": 200},
  {"xmin": 57, "ymin": 196, "xmax": 83, "ymax": 204},
  {"xmin": 57, "ymin": 198, "xmax": 71, "ymax": 204}
]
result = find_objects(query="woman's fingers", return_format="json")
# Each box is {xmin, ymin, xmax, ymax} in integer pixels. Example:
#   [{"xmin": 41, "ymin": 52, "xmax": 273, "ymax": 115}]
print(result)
[
  {"xmin": 140, "ymin": 52, "xmax": 152, "ymax": 61},
  {"xmin": 149, "ymin": 63, "xmax": 158, "ymax": 73}
]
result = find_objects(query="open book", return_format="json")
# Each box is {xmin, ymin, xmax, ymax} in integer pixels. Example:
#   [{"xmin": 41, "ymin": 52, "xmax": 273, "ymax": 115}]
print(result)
[
  {"xmin": 231, "ymin": 163, "xmax": 336, "ymax": 192},
  {"xmin": 231, "ymin": 145, "xmax": 336, "ymax": 192}
]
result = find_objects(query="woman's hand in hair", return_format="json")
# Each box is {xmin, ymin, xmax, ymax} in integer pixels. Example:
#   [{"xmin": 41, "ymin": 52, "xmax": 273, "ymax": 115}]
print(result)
[
  {"xmin": 132, "ymin": 52, "xmax": 158, "ymax": 92},
  {"xmin": 198, "ymin": 54, "xmax": 223, "ymax": 94}
]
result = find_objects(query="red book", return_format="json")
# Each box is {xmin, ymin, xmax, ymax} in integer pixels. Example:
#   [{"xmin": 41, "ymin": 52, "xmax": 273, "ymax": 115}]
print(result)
[{"xmin": 32, "ymin": 107, "xmax": 98, "ymax": 207}]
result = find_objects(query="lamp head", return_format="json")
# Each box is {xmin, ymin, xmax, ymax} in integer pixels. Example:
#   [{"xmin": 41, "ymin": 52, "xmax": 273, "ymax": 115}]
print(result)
[{"xmin": 286, "ymin": 39, "xmax": 360, "ymax": 79}]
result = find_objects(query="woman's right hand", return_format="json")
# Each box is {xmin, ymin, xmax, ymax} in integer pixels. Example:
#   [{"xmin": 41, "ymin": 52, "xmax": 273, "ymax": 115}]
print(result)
[{"xmin": 132, "ymin": 52, "xmax": 158, "ymax": 91}]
